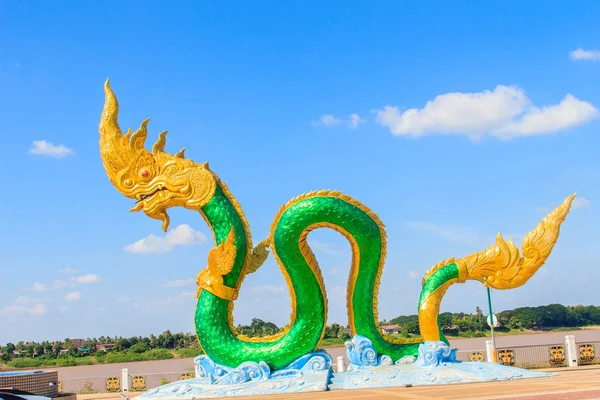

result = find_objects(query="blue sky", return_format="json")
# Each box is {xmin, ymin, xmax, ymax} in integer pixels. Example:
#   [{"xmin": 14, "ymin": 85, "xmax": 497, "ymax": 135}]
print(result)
[{"xmin": 1, "ymin": 1, "xmax": 600, "ymax": 345}]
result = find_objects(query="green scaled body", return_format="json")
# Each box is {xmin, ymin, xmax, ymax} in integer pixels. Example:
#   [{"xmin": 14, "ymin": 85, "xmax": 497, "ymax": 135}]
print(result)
[{"xmin": 195, "ymin": 185, "xmax": 456, "ymax": 370}]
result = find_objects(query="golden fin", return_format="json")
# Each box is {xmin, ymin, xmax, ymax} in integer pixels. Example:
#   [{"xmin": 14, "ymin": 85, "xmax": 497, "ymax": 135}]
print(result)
[
  {"xmin": 152, "ymin": 131, "xmax": 168, "ymax": 154},
  {"xmin": 175, "ymin": 147, "xmax": 186, "ymax": 158},
  {"xmin": 246, "ymin": 238, "xmax": 271, "ymax": 274},
  {"xmin": 454, "ymin": 194, "xmax": 575, "ymax": 289},
  {"xmin": 208, "ymin": 227, "xmax": 237, "ymax": 276}
]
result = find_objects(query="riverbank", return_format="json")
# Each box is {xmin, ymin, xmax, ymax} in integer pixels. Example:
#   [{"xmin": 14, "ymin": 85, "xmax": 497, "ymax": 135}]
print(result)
[
  {"xmin": 0, "ymin": 348, "xmax": 200, "ymax": 371},
  {"xmin": 6, "ymin": 328, "xmax": 596, "ymax": 379}
]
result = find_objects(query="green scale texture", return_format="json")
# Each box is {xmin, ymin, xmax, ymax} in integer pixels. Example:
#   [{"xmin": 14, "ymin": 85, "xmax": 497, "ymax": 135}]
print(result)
[
  {"xmin": 417, "ymin": 264, "xmax": 459, "ymax": 346},
  {"xmin": 195, "ymin": 186, "xmax": 459, "ymax": 370}
]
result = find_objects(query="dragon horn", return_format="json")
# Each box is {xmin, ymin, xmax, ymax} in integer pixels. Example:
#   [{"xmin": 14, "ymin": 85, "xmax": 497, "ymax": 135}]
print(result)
[
  {"xmin": 99, "ymin": 79, "xmax": 123, "ymax": 142},
  {"xmin": 98, "ymin": 79, "xmax": 139, "ymax": 179}
]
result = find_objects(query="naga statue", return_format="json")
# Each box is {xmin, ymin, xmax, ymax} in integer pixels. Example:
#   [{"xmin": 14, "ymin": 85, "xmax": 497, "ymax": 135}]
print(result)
[{"xmin": 99, "ymin": 80, "xmax": 574, "ymax": 372}]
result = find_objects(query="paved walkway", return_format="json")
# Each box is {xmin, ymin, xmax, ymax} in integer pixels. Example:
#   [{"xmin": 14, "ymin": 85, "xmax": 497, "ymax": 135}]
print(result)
[
  {"xmin": 77, "ymin": 365, "xmax": 600, "ymax": 400},
  {"xmin": 233, "ymin": 365, "xmax": 600, "ymax": 400}
]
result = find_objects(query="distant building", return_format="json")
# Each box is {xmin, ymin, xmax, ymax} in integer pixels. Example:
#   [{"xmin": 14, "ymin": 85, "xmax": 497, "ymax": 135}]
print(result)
[
  {"xmin": 69, "ymin": 339, "xmax": 86, "ymax": 348},
  {"xmin": 96, "ymin": 344, "xmax": 116, "ymax": 352},
  {"xmin": 381, "ymin": 324, "xmax": 400, "ymax": 334}
]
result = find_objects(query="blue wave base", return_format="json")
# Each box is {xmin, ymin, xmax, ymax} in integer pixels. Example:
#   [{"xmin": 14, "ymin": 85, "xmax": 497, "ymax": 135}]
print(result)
[
  {"xmin": 330, "ymin": 336, "xmax": 553, "ymax": 390},
  {"xmin": 137, "ymin": 336, "xmax": 553, "ymax": 398},
  {"xmin": 137, "ymin": 350, "xmax": 333, "ymax": 399}
]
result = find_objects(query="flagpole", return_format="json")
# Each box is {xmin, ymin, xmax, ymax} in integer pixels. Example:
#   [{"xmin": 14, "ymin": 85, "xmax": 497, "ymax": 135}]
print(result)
[{"xmin": 485, "ymin": 277, "xmax": 498, "ymax": 362}]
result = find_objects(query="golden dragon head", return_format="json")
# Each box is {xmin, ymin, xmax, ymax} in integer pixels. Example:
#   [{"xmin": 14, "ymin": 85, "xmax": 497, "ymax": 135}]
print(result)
[{"xmin": 99, "ymin": 80, "xmax": 218, "ymax": 231}]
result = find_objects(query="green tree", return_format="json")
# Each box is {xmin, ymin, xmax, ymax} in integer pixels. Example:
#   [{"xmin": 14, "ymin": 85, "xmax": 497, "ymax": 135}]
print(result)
[
  {"xmin": 116, "ymin": 337, "xmax": 131, "ymax": 351},
  {"xmin": 158, "ymin": 330, "xmax": 175, "ymax": 349},
  {"xmin": 149, "ymin": 334, "xmax": 158, "ymax": 348},
  {"xmin": 4, "ymin": 343, "xmax": 15, "ymax": 356},
  {"xmin": 401, "ymin": 321, "xmax": 420, "ymax": 335},
  {"xmin": 34, "ymin": 344, "xmax": 44, "ymax": 357},
  {"xmin": 43, "ymin": 342, "xmax": 53, "ymax": 356},
  {"xmin": 439, "ymin": 313, "xmax": 453, "ymax": 330},
  {"xmin": 475, "ymin": 307, "xmax": 485, "ymax": 331},
  {"xmin": 130, "ymin": 342, "xmax": 149, "ymax": 354},
  {"xmin": 542, "ymin": 304, "xmax": 568, "ymax": 327}
]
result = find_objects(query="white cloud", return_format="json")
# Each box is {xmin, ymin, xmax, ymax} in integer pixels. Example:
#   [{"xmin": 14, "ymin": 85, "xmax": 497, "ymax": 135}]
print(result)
[
  {"xmin": 538, "ymin": 196, "xmax": 591, "ymax": 213},
  {"xmin": 570, "ymin": 48, "xmax": 600, "ymax": 61},
  {"xmin": 14, "ymin": 296, "xmax": 48, "ymax": 305},
  {"xmin": 348, "ymin": 113, "xmax": 366, "ymax": 129},
  {"xmin": 130, "ymin": 292, "xmax": 196, "ymax": 315},
  {"xmin": 408, "ymin": 270, "xmax": 419, "ymax": 279},
  {"xmin": 250, "ymin": 285, "xmax": 286, "ymax": 294},
  {"xmin": 572, "ymin": 197, "xmax": 591, "ymax": 209},
  {"xmin": 31, "ymin": 283, "xmax": 46, "ymax": 292},
  {"xmin": 28, "ymin": 140, "xmax": 75, "ymax": 158},
  {"xmin": 65, "ymin": 292, "xmax": 81, "ymax": 302},
  {"xmin": 405, "ymin": 221, "xmax": 525, "ymax": 250},
  {"xmin": 307, "ymin": 239, "xmax": 339, "ymax": 255},
  {"xmin": 0, "ymin": 303, "xmax": 46, "ymax": 316},
  {"xmin": 72, "ymin": 274, "xmax": 100, "ymax": 284},
  {"xmin": 405, "ymin": 221, "xmax": 492, "ymax": 248},
  {"xmin": 51, "ymin": 280, "xmax": 70, "ymax": 290},
  {"xmin": 58, "ymin": 267, "xmax": 78, "ymax": 274},
  {"xmin": 374, "ymin": 85, "xmax": 598, "ymax": 141},
  {"xmin": 328, "ymin": 285, "xmax": 347, "ymax": 304},
  {"xmin": 313, "ymin": 113, "xmax": 366, "ymax": 129},
  {"xmin": 116, "ymin": 297, "xmax": 130, "ymax": 303},
  {"xmin": 57, "ymin": 305, "xmax": 70, "ymax": 313},
  {"xmin": 164, "ymin": 279, "xmax": 194, "ymax": 287},
  {"xmin": 124, "ymin": 224, "xmax": 207, "ymax": 254},
  {"xmin": 494, "ymin": 95, "xmax": 598, "ymax": 138},
  {"xmin": 312, "ymin": 114, "xmax": 342, "ymax": 127}
]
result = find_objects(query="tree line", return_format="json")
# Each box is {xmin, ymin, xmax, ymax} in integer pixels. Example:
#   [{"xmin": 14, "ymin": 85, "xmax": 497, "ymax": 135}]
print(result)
[
  {"xmin": 387, "ymin": 303, "xmax": 600, "ymax": 337},
  {"xmin": 3, "ymin": 304, "xmax": 598, "ymax": 363},
  {"xmin": 0, "ymin": 330, "xmax": 199, "ymax": 362}
]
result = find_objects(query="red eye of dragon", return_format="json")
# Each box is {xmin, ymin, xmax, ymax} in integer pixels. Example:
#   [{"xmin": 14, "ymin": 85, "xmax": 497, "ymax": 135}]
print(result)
[{"xmin": 140, "ymin": 169, "xmax": 149, "ymax": 178}]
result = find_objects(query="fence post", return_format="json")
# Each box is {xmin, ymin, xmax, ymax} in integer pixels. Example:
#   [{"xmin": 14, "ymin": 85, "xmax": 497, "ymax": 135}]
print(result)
[
  {"xmin": 122, "ymin": 368, "xmax": 130, "ymax": 391},
  {"xmin": 336, "ymin": 356, "xmax": 345, "ymax": 373},
  {"xmin": 565, "ymin": 335, "xmax": 578, "ymax": 367},
  {"xmin": 485, "ymin": 340, "xmax": 495, "ymax": 362}
]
